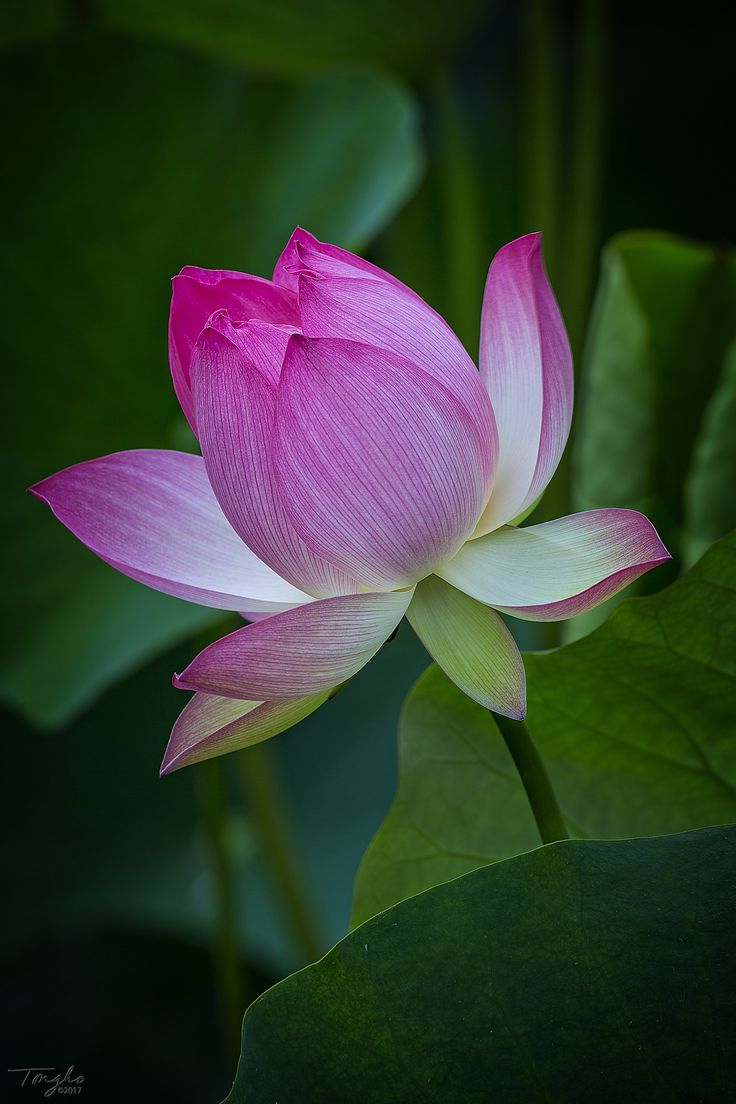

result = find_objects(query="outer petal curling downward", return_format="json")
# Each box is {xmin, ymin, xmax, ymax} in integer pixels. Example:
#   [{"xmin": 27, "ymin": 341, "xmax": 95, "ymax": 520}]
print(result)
[
  {"xmin": 438, "ymin": 509, "xmax": 670, "ymax": 620},
  {"xmin": 161, "ymin": 690, "xmax": 329, "ymax": 774},
  {"xmin": 174, "ymin": 589, "xmax": 413, "ymax": 700},
  {"xmin": 30, "ymin": 450, "xmax": 310, "ymax": 613},
  {"xmin": 408, "ymin": 576, "xmax": 526, "ymax": 718}
]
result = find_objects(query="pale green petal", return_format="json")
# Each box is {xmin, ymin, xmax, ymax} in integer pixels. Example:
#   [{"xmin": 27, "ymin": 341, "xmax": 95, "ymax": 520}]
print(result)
[
  {"xmin": 161, "ymin": 690, "xmax": 329, "ymax": 774},
  {"xmin": 407, "ymin": 576, "xmax": 525, "ymax": 718}
]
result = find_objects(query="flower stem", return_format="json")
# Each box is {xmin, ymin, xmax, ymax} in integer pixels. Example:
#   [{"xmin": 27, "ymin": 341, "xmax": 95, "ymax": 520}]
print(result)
[
  {"xmin": 239, "ymin": 744, "xmax": 323, "ymax": 965},
  {"xmin": 563, "ymin": 0, "xmax": 607, "ymax": 369},
  {"xmin": 522, "ymin": 0, "xmax": 561, "ymax": 279},
  {"xmin": 493, "ymin": 713, "xmax": 569, "ymax": 844},
  {"xmin": 433, "ymin": 66, "xmax": 484, "ymax": 352},
  {"xmin": 197, "ymin": 758, "xmax": 243, "ymax": 1067},
  {"xmin": 520, "ymin": 0, "xmax": 565, "ymax": 653}
]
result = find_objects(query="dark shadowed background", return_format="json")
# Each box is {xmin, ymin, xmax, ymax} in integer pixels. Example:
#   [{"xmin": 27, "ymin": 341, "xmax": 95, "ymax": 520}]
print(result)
[{"xmin": 2, "ymin": 2, "xmax": 734, "ymax": 1100}]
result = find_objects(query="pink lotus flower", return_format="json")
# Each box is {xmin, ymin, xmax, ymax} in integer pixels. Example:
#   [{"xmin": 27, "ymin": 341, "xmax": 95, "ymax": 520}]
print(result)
[{"xmin": 32, "ymin": 230, "xmax": 669, "ymax": 774}]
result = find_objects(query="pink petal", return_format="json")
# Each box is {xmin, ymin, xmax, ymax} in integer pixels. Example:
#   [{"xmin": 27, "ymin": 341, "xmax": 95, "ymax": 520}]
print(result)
[
  {"xmin": 476, "ymin": 233, "xmax": 573, "ymax": 534},
  {"xmin": 161, "ymin": 690, "xmax": 328, "ymax": 774},
  {"xmin": 438, "ymin": 509, "xmax": 670, "ymax": 620},
  {"xmin": 275, "ymin": 229, "xmax": 497, "ymax": 446},
  {"xmin": 30, "ymin": 450, "xmax": 310, "ymax": 612},
  {"xmin": 407, "ymin": 576, "xmax": 526, "ymax": 718},
  {"xmin": 173, "ymin": 589, "xmax": 413, "ymax": 700},
  {"xmin": 192, "ymin": 317, "xmax": 359, "ymax": 598},
  {"xmin": 273, "ymin": 226, "xmax": 411, "ymax": 292},
  {"xmin": 275, "ymin": 336, "xmax": 493, "ymax": 590},
  {"xmin": 169, "ymin": 266, "xmax": 299, "ymax": 431},
  {"xmin": 202, "ymin": 310, "xmax": 299, "ymax": 386}
]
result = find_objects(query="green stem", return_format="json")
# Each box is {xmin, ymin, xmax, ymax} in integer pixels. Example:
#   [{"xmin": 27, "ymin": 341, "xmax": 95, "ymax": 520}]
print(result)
[
  {"xmin": 493, "ymin": 713, "xmax": 569, "ymax": 844},
  {"xmin": 530, "ymin": 2, "xmax": 606, "ymax": 652},
  {"xmin": 521, "ymin": 0, "xmax": 565, "ymax": 652},
  {"xmin": 240, "ymin": 744, "xmax": 323, "ymax": 964},
  {"xmin": 433, "ymin": 66, "xmax": 483, "ymax": 352},
  {"xmin": 564, "ymin": 0, "xmax": 606, "ymax": 369},
  {"xmin": 197, "ymin": 759, "xmax": 243, "ymax": 1067},
  {"xmin": 522, "ymin": 0, "xmax": 561, "ymax": 278}
]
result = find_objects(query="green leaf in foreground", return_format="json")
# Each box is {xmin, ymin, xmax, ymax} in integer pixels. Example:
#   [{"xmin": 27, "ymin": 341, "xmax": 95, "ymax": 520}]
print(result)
[
  {"xmin": 230, "ymin": 825, "xmax": 736, "ymax": 1104},
  {"xmin": 353, "ymin": 531, "xmax": 736, "ymax": 925},
  {"xmin": 1, "ymin": 36, "xmax": 422, "ymax": 728}
]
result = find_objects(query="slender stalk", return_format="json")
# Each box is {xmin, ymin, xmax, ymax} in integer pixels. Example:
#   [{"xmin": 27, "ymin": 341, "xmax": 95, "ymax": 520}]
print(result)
[
  {"xmin": 197, "ymin": 759, "xmax": 243, "ymax": 1067},
  {"xmin": 520, "ymin": 0, "xmax": 565, "ymax": 651},
  {"xmin": 564, "ymin": 0, "xmax": 606, "ymax": 369},
  {"xmin": 493, "ymin": 713, "xmax": 569, "ymax": 844},
  {"xmin": 522, "ymin": 0, "xmax": 563, "ymax": 506},
  {"xmin": 520, "ymin": 2, "xmax": 606, "ymax": 653},
  {"xmin": 433, "ymin": 66, "xmax": 483, "ymax": 352},
  {"xmin": 522, "ymin": 0, "xmax": 561, "ymax": 279},
  {"xmin": 240, "ymin": 744, "xmax": 323, "ymax": 964},
  {"xmin": 545, "ymin": 0, "xmax": 605, "ymax": 526}
]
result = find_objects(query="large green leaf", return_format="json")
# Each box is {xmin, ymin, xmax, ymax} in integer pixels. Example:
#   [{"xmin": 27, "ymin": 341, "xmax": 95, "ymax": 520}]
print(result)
[
  {"xmin": 353, "ymin": 531, "xmax": 736, "ymax": 925},
  {"xmin": 230, "ymin": 825, "xmax": 736, "ymax": 1103},
  {"xmin": 573, "ymin": 232, "xmax": 736, "ymax": 576},
  {"xmin": 0, "ymin": 36, "xmax": 422, "ymax": 728}
]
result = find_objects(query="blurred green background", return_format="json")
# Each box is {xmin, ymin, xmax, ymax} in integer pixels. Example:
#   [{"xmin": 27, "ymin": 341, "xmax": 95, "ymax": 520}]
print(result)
[{"xmin": 2, "ymin": 2, "xmax": 734, "ymax": 1100}]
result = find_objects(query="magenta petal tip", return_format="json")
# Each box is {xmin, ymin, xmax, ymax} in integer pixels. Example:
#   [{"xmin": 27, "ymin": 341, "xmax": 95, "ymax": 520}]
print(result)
[
  {"xmin": 28, "ymin": 479, "xmax": 50, "ymax": 502},
  {"xmin": 159, "ymin": 756, "xmax": 174, "ymax": 778}
]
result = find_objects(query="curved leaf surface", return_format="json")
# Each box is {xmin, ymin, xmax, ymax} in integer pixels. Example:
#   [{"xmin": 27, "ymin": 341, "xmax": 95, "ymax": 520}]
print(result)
[{"xmin": 232, "ymin": 826, "xmax": 736, "ymax": 1103}]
